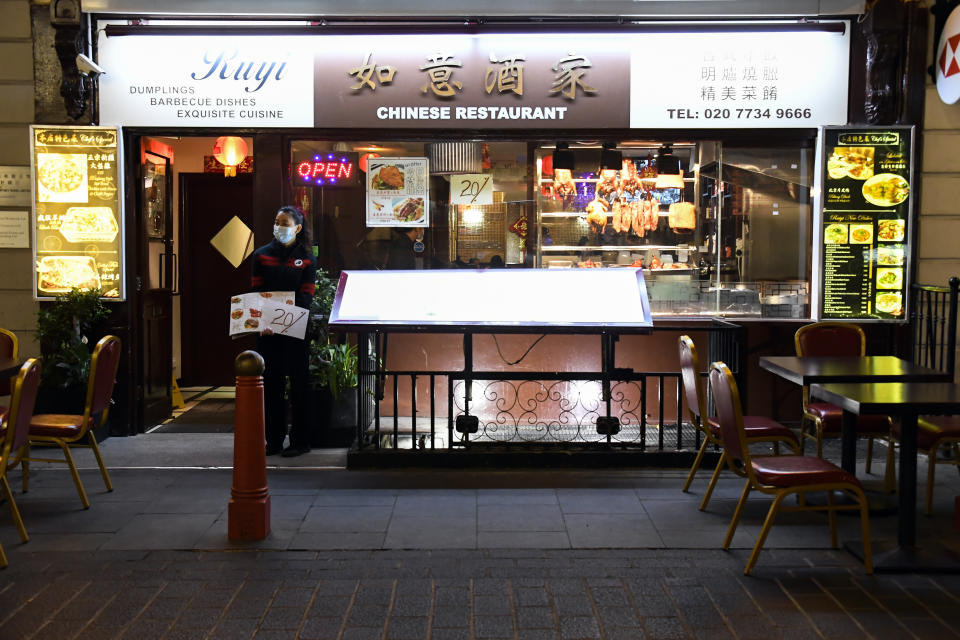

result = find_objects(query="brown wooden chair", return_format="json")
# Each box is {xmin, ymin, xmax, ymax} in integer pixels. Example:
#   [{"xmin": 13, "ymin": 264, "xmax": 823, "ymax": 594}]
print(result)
[
  {"xmin": 709, "ymin": 360, "xmax": 873, "ymax": 575},
  {"xmin": 0, "ymin": 359, "xmax": 41, "ymax": 568},
  {"xmin": 795, "ymin": 322, "xmax": 894, "ymax": 480},
  {"xmin": 679, "ymin": 336, "xmax": 800, "ymax": 510},
  {"xmin": 0, "ymin": 328, "xmax": 19, "ymax": 424},
  {"xmin": 22, "ymin": 336, "xmax": 121, "ymax": 509}
]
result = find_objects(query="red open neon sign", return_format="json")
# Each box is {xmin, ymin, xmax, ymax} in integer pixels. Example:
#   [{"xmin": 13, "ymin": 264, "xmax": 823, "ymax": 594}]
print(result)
[{"xmin": 292, "ymin": 151, "xmax": 360, "ymax": 187}]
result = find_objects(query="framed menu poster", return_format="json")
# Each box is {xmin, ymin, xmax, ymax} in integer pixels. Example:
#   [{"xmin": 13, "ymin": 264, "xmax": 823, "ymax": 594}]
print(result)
[
  {"xmin": 365, "ymin": 157, "xmax": 429, "ymax": 228},
  {"xmin": 819, "ymin": 126, "xmax": 914, "ymax": 321},
  {"xmin": 30, "ymin": 126, "xmax": 124, "ymax": 300}
]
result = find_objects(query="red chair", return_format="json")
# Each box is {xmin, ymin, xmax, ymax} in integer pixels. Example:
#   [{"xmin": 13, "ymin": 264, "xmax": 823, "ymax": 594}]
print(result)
[
  {"xmin": 795, "ymin": 322, "xmax": 894, "ymax": 481},
  {"xmin": 890, "ymin": 416, "xmax": 960, "ymax": 515},
  {"xmin": 23, "ymin": 336, "xmax": 121, "ymax": 509},
  {"xmin": 679, "ymin": 336, "xmax": 800, "ymax": 510},
  {"xmin": 709, "ymin": 360, "xmax": 872, "ymax": 575},
  {"xmin": 0, "ymin": 328, "xmax": 19, "ymax": 424},
  {"xmin": 0, "ymin": 359, "xmax": 41, "ymax": 568}
]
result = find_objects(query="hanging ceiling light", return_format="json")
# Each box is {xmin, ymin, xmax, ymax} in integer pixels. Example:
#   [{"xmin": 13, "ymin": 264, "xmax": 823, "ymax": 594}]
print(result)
[
  {"xmin": 599, "ymin": 142, "xmax": 622, "ymax": 171},
  {"xmin": 656, "ymin": 144, "xmax": 682, "ymax": 175},
  {"xmin": 552, "ymin": 142, "xmax": 575, "ymax": 171},
  {"xmin": 212, "ymin": 136, "xmax": 247, "ymax": 177}
]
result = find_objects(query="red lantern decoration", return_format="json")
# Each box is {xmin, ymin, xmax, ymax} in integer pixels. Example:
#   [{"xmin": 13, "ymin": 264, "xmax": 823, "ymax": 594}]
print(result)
[
  {"xmin": 359, "ymin": 152, "xmax": 381, "ymax": 173},
  {"xmin": 212, "ymin": 136, "xmax": 248, "ymax": 177}
]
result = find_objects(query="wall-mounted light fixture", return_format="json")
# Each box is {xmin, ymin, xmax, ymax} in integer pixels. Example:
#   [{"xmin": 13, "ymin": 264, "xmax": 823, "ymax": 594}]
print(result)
[
  {"xmin": 600, "ymin": 142, "xmax": 622, "ymax": 170},
  {"xmin": 552, "ymin": 142, "xmax": 575, "ymax": 171}
]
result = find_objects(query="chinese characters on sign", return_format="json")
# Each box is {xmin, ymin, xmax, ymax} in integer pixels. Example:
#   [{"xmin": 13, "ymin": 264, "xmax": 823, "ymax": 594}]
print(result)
[
  {"xmin": 0, "ymin": 166, "xmax": 32, "ymax": 206},
  {"xmin": 820, "ymin": 127, "xmax": 914, "ymax": 320},
  {"xmin": 30, "ymin": 126, "xmax": 124, "ymax": 300}
]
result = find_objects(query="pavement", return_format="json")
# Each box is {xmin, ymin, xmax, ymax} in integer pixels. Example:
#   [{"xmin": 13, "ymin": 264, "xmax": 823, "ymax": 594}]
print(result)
[{"xmin": 1, "ymin": 432, "xmax": 960, "ymax": 639}]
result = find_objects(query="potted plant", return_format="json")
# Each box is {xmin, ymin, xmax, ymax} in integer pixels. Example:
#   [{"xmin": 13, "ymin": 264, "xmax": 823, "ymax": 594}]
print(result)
[
  {"xmin": 308, "ymin": 269, "xmax": 360, "ymax": 447},
  {"xmin": 35, "ymin": 287, "xmax": 111, "ymax": 415}
]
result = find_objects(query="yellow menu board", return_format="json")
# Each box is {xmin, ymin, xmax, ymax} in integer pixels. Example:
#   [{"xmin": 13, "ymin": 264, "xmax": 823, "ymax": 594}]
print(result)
[{"xmin": 30, "ymin": 126, "xmax": 124, "ymax": 300}]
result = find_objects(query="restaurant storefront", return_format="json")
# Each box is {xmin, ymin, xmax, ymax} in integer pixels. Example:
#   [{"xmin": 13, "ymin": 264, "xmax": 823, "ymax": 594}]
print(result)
[{"xmin": 31, "ymin": 1, "xmax": 930, "ymax": 452}]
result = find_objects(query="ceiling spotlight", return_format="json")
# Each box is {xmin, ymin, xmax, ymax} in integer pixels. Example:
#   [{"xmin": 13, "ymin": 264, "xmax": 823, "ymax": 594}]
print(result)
[
  {"xmin": 656, "ymin": 144, "xmax": 682, "ymax": 175},
  {"xmin": 600, "ymin": 142, "xmax": 622, "ymax": 170},
  {"xmin": 552, "ymin": 142, "xmax": 575, "ymax": 171}
]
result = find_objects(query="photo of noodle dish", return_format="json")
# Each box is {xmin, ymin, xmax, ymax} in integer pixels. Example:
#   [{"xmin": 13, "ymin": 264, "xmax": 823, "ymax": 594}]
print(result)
[
  {"xmin": 876, "ymin": 291, "xmax": 903, "ymax": 316},
  {"xmin": 824, "ymin": 223, "xmax": 848, "ymax": 244},
  {"xmin": 393, "ymin": 197, "xmax": 425, "ymax": 223},
  {"xmin": 876, "ymin": 268, "xmax": 903, "ymax": 290},
  {"xmin": 877, "ymin": 219, "xmax": 905, "ymax": 242},
  {"xmin": 877, "ymin": 246, "xmax": 904, "ymax": 266},
  {"xmin": 849, "ymin": 224, "xmax": 872, "ymax": 244},
  {"xmin": 862, "ymin": 173, "xmax": 910, "ymax": 207}
]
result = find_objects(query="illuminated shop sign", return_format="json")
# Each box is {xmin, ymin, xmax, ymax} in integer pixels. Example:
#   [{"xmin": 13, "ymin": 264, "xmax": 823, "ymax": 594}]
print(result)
[
  {"xmin": 292, "ymin": 152, "xmax": 360, "ymax": 187},
  {"xmin": 98, "ymin": 27, "xmax": 850, "ymax": 129}
]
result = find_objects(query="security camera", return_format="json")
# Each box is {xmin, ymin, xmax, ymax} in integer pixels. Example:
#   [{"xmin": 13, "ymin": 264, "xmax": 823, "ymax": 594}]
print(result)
[{"xmin": 75, "ymin": 53, "xmax": 105, "ymax": 77}]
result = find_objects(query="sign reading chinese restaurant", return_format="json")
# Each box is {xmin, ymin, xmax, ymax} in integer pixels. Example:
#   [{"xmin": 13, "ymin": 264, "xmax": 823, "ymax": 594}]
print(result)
[
  {"xmin": 97, "ymin": 26, "xmax": 849, "ymax": 129},
  {"xmin": 819, "ymin": 126, "xmax": 914, "ymax": 321},
  {"xmin": 30, "ymin": 126, "xmax": 124, "ymax": 301}
]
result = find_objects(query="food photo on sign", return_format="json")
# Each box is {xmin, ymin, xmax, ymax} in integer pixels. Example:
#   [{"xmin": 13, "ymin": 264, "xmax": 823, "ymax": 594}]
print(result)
[{"xmin": 365, "ymin": 157, "xmax": 429, "ymax": 227}]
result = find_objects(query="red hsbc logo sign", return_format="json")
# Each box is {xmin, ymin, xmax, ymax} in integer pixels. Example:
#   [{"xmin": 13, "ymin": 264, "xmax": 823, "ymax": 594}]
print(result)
[{"xmin": 936, "ymin": 6, "xmax": 960, "ymax": 104}]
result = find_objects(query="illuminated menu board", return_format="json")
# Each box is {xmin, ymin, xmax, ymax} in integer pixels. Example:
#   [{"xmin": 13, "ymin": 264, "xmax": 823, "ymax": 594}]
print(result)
[
  {"xmin": 820, "ymin": 127, "xmax": 913, "ymax": 320},
  {"xmin": 30, "ymin": 126, "xmax": 124, "ymax": 300}
]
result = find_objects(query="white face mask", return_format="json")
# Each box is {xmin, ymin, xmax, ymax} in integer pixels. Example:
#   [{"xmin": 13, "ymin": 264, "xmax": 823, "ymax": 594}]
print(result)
[{"xmin": 273, "ymin": 225, "xmax": 297, "ymax": 245}]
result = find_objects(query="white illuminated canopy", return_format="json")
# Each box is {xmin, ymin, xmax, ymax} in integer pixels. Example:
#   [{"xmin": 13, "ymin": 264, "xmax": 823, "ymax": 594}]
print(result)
[{"xmin": 329, "ymin": 268, "xmax": 652, "ymax": 332}]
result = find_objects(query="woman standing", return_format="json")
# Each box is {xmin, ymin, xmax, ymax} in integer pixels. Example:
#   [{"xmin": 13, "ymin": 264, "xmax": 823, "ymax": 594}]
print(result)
[{"xmin": 251, "ymin": 205, "xmax": 317, "ymax": 457}]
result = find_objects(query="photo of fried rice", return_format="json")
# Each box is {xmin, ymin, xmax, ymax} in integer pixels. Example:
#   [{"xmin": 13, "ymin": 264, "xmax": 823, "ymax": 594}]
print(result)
[
  {"xmin": 36, "ymin": 153, "xmax": 88, "ymax": 203},
  {"xmin": 231, "ymin": 309, "xmax": 243, "ymax": 320}
]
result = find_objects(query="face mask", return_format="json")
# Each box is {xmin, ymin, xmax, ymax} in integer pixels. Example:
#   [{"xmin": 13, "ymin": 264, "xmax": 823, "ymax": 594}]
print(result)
[{"xmin": 273, "ymin": 225, "xmax": 296, "ymax": 244}]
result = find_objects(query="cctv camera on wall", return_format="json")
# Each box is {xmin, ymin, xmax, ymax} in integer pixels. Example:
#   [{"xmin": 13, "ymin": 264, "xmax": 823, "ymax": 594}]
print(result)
[{"xmin": 75, "ymin": 53, "xmax": 105, "ymax": 77}]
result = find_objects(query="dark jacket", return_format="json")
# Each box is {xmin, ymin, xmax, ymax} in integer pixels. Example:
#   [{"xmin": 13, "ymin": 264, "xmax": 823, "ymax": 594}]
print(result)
[{"xmin": 250, "ymin": 239, "xmax": 317, "ymax": 309}]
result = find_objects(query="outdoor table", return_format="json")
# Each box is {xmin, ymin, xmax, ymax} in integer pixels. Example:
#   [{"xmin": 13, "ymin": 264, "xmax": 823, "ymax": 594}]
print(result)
[
  {"xmin": 758, "ymin": 356, "xmax": 950, "ymax": 473},
  {"xmin": 811, "ymin": 381, "xmax": 960, "ymax": 571}
]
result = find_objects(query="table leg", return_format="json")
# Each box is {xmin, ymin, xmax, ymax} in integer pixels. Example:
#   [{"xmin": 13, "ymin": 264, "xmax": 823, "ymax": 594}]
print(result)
[
  {"xmin": 841, "ymin": 408, "xmax": 857, "ymax": 474},
  {"xmin": 898, "ymin": 411, "xmax": 918, "ymax": 548}
]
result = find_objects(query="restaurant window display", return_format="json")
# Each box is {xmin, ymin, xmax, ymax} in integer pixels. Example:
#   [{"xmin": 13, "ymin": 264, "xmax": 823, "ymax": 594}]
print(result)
[
  {"xmin": 535, "ymin": 141, "xmax": 815, "ymax": 318},
  {"xmin": 289, "ymin": 138, "xmax": 815, "ymax": 319}
]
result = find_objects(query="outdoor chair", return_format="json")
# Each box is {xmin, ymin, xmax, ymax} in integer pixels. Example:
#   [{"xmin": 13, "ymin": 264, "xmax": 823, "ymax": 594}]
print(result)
[
  {"xmin": 795, "ymin": 322, "xmax": 894, "ymax": 482},
  {"xmin": 890, "ymin": 416, "xmax": 960, "ymax": 515},
  {"xmin": 0, "ymin": 327, "xmax": 19, "ymax": 424},
  {"xmin": 709, "ymin": 360, "xmax": 873, "ymax": 576},
  {"xmin": 22, "ymin": 335, "xmax": 121, "ymax": 509},
  {"xmin": 0, "ymin": 359, "xmax": 41, "ymax": 568},
  {"xmin": 678, "ymin": 335, "xmax": 799, "ymax": 510}
]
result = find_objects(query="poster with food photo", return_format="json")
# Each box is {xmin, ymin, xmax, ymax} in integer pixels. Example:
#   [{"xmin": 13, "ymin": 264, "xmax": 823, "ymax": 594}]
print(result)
[
  {"xmin": 31, "ymin": 125, "xmax": 124, "ymax": 300},
  {"xmin": 365, "ymin": 157, "xmax": 429, "ymax": 227},
  {"xmin": 820, "ymin": 126, "xmax": 914, "ymax": 320}
]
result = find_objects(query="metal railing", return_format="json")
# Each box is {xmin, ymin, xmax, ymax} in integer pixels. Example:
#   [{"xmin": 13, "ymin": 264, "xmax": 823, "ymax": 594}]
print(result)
[
  {"xmin": 353, "ymin": 321, "xmax": 744, "ymax": 452},
  {"xmin": 909, "ymin": 277, "xmax": 959, "ymax": 379}
]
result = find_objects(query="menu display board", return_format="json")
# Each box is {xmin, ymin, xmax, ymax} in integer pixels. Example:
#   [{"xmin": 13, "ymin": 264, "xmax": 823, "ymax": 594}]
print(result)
[
  {"xmin": 365, "ymin": 157, "xmax": 429, "ymax": 227},
  {"xmin": 30, "ymin": 126, "xmax": 124, "ymax": 300},
  {"xmin": 820, "ymin": 127, "xmax": 913, "ymax": 320}
]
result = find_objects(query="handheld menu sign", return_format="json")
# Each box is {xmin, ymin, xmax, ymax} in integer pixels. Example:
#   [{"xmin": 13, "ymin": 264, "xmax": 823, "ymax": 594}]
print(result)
[{"xmin": 229, "ymin": 291, "xmax": 308, "ymax": 339}]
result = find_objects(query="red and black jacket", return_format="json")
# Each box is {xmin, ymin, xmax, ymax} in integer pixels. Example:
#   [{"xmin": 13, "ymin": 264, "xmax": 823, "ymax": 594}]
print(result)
[{"xmin": 250, "ymin": 239, "xmax": 317, "ymax": 309}]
